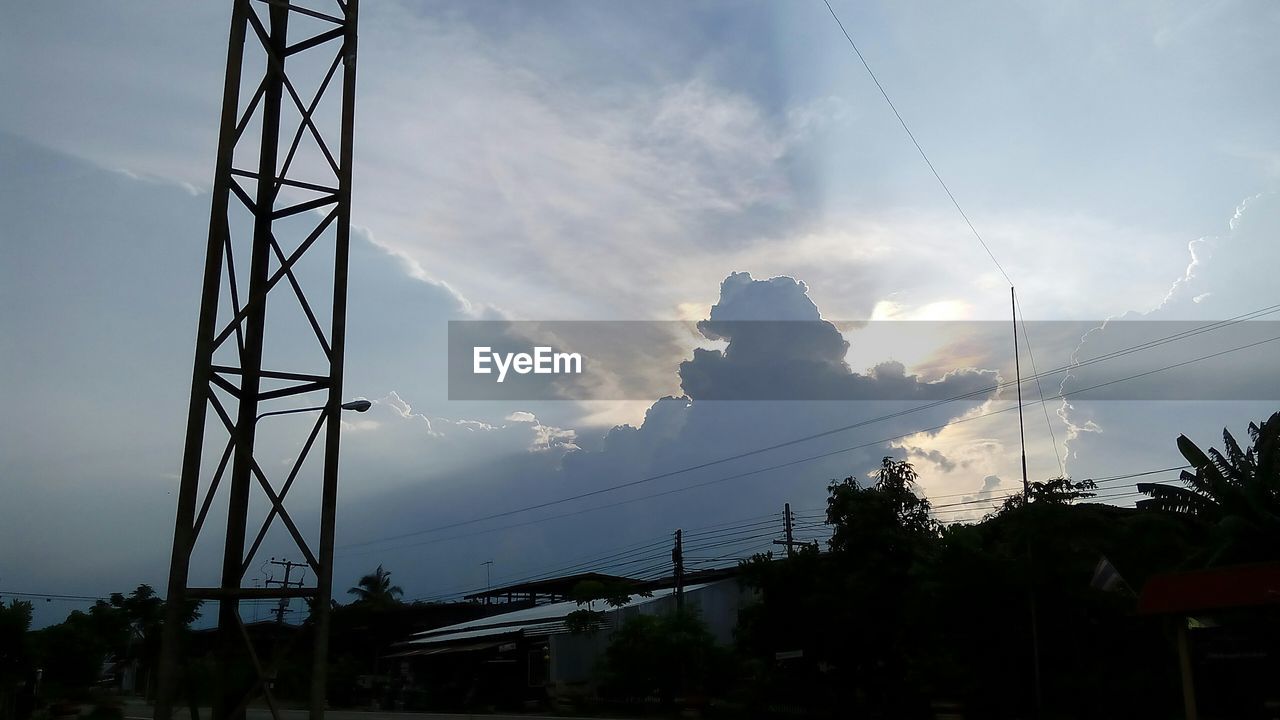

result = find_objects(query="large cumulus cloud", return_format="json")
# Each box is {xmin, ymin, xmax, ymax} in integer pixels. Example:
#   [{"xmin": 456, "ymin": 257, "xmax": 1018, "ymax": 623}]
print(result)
[
  {"xmin": 681, "ymin": 273, "xmax": 998, "ymax": 401},
  {"xmin": 340, "ymin": 271, "xmax": 1001, "ymax": 600}
]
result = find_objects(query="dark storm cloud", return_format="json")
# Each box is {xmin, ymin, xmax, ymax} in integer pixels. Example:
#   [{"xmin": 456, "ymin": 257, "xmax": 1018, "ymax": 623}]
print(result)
[
  {"xmin": 906, "ymin": 447, "xmax": 959, "ymax": 473},
  {"xmin": 340, "ymin": 271, "xmax": 1006, "ymax": 600},
  {"xmin": 679, "ymin": 272, "xmax": 998, "ymax": 401}
]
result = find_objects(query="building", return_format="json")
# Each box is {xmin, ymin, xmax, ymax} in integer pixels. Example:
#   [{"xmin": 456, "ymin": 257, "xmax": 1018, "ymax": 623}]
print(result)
[{"xmin": 384, "ymin": 574, "xmax": 750, "ymax": 710}]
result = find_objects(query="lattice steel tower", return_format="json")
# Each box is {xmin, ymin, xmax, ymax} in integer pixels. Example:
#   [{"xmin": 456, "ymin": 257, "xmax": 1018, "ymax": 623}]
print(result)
[{"xmin": 155, "ymin": 2, "xmax": 359, "ymax": 719}]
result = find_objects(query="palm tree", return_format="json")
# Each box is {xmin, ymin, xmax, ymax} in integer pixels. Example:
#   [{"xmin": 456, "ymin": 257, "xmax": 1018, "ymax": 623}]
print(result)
[
  {"xmin": 347, "ymin": 565, "xmax": 404, "ymax": 606},
  {"xmin": 1138, "ymin": 411, "xmax": 1280, "ymax": 563}
]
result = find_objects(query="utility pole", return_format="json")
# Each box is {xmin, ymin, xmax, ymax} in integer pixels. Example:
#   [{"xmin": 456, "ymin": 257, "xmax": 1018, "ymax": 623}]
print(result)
[
  {"xmin": 250, "ymin": 579, "xmax": 261, "ymax": 623},
  {"xmin": 1012, "ymin": 286, "xmax": 1043, "ymax": 717},
  {"xmin": 1012, "ymin": 287, "xmax": 1030, "ymax": 500},
  {"xmin": 154, "ymin": 3, "xmax": 360, "ymax": 720},
  {"xmin": 482, "ymin": 560, "xmax": 494, "ymax": 594},
  {"xmin": 265, "ymin": 559, "xmax": 306, "ymax": 625},
  {"xmin": 671, "ymin": 530, "xmax": 684, "ymax": 611},
  {"xmin": 772, "ymin": 503, "xmax": 800, "ymax": 558}
]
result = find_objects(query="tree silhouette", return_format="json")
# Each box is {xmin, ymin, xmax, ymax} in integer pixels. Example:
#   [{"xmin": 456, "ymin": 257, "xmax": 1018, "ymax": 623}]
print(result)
[
  {"xmin": 598, "ymin": 610, "xmax": 727, "ymax": 707},
  {"xmin": 814, "ymin": 457, "xmax": 938, "ymax": 715},
  {"xmin": 1137, "ymin": 411, "xmax": 1280, "ymax": 563},
  {"xmin": 827, "ymin": 456, "xmax": 937, "ymax": 555},
  {"xmin": 995, "ymin": 476, "xmax": 1098, "ymax": 514},
  {"xmin": 1, "ymin": 599, "xmax": 34, "ymax": 680},
  {"xmin": 565, "ymin": 579, "xmax": 650, "ymax": 635},
  {"xmin": 347, "ymin": 565, "xmax": 404, "ymax": 607}
]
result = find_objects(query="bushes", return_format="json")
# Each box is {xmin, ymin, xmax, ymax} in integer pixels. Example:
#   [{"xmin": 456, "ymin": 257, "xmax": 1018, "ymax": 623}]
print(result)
[{"xmin": 597, "ymin": 610, "xmax": 732, "ymax": 708}]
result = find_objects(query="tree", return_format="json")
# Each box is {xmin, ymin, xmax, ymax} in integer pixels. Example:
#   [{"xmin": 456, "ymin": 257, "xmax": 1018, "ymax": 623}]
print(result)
[
  {"xmin": 923, "ymin": 500, "xmax": 1195, "ymax": 717},
  {"xmin": 29, "ymin": 608, "xmax": 117, "ymax": 690},
  {"xmin": 106, "ymin": 585, "xmax": 200, "ymax": 699},
  {"xmin": 827, "ymin": 456, "xmax": 937, "ymax": 558},
  {"xmin": 0, "ymin": 600, "xmax": 33, "ymax": 655},
  {"xmin": 24, "ymin": 585, "xmax": 200, "ymax": 697},
  {"xmin": 731, "ymin": 450, "xmax": 1220, "ymax": 717},
  {"xmin": 994, "ymin": 476, "xmax": 1098, "ymax": 513},
  {"xmin": 598, "ymin": 610, "xmax": 727, "ymax": 707},
  {"xmin": 1, "ymin": 599, "xmax": 34, "ymax": 677},
  {"xmin": 564, "ymin": 579, "xmax": 648, "ymax": 635},
  {"xmin": 733, "ymin": 546, "xmax": 836, "ymax": 710},
  {"xmin": 1, "ymin": 600, "xmax": 35, "ymax": 720},
  {"xmin": 737, "ymin": 457, "xmax": 941, "ymax": 716},
  {"xmin": 347, "ymin": 565, "xmax": 404, "ymax": 607},
  {"xmin": 1137, "ymin": 411, "xmax": 1280, "ymax": 563}
]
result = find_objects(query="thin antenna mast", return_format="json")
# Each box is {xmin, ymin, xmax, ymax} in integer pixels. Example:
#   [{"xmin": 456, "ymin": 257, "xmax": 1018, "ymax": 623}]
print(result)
[
  {"xmin": 1013, "ymin": 286, "xmax": 1043, "ymax": 716},
  {"xmin": 1012, "ymin": 286, "xmax": 1030, "ymax": 497}
]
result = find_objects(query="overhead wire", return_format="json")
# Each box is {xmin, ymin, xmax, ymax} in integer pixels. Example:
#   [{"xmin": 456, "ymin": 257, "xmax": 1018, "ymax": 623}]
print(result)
[
  {"xmin": 405, "ymin": 510, "xmax": 800, "ymax": 603},
  {"xmin": 1015, "ymin": 290, "xmax": 1066, "ymax": 477},
  {"xmin": 14, "ymin": 469, "xmax": 1196, "ymax": 607},
  {"xmin": 347, "ymin": 330, "xmax": 1280, "ymax": 557},
  {"xmin": 818, "ymin": 1, "xmax": 1260, "ymax": 488},
  {"xmin": 820, "ymin": 0, "xmax": 1012, "ymax": 285}
]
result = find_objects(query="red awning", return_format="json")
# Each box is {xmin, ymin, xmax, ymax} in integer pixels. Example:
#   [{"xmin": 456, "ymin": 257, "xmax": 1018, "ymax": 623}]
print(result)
[{"xmin": 1139, "ymin": 562, "xmax": 1280, "ymax": 615}]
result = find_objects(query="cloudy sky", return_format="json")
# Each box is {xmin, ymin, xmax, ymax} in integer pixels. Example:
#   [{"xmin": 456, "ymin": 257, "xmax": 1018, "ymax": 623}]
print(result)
[{"xmin": 2, "ymin": 0, "xmax": 1278, "ymax": 627}]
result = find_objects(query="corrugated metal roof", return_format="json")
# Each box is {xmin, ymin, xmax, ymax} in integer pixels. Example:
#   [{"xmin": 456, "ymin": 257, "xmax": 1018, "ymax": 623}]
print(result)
[
  {"xmin": 522, "ymin": 619, "xmax": 596, "ymax": 637},
  {"xmin": 404, "ymin": 624, "xmax": 521, "ymax": 645},
  {"xmin": 385, "ymin": 638, "xmax": 511, "ymax": 658},
  {"xmin": 462, "ymin": 572, "xmax": 646, "ymax": 601},
  {"xmin": 406, "ymin": 583, "xmax": 711, "ymax": 647}
]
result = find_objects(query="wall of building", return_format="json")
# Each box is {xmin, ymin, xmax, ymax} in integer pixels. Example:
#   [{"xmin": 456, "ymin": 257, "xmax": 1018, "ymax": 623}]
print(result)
[
  {"xmin": 650, "ymin": 578, "xmax": 747, "ymax": 645},
  {"xmin": 548, "ymin": 631, "xmax": 611, "ymax": 686},
  {"xmin": 546, "ymin": 578, "xmax": 749, "ymax": 686}
]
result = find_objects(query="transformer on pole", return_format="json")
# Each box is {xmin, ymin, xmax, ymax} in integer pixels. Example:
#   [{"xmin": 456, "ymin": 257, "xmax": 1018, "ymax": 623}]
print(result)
[{"xmin": 154, "ymin": 2, "xmax": 359, "ymax": 719}]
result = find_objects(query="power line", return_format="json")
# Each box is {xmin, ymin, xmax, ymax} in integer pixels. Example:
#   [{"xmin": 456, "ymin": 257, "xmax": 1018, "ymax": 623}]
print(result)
[
  {"xmin": 406, "ymin": 511, "xmax": 800, "ymax": 603},
  {"xmin": 685, "ymin": 532, "xmax": 779, "ymax": 554},
  {"xmin": 779, "ymin": 468, "xmax": 1191, "ymax": 527},
  {"xmin": 925, "ymin": 465, "xmax": 1190, "ymax": 506},
  {"xmin": 820, "ymin": 1, "xmax": 1266, "ymax": 488},
  {"xmin": 25, "ymin": 467, "xmax": 1193, "ymax": 610},
  {"xmin": 490, "ymin": 537, "xmax": 670, "ymax": 584},
  {"xmin": 821, "ymin": 0, "xmax": 1012, "ymax": 285},
  {"xmin": 687, "ymin": 522, "xmax": 784, "ymax": 544},
  {"xmin": 1015, "ymin": 290, "xmax": 1065, "ymax": 476},
  {"xmin": 340, "ymin": 310, "xmax": 1279, "ymax": 553},
  {"xmin": 1090, "ymin": 465, "xmax": 1190, "ymax": 485},
  {"xmin": 401, "ymin": 514, "xmax": 791, "ymax": 601},
  {"xmin": 344, "ymin": 330, "xmax": 1279, "ymax": 555},
  {"xmin": 931, "ymin": 482, "xmax": 1181, "ymax": 517},
  {"xmin": 411, "ymin": 511, "xmax": 804, "ymax": 604},
  {"xmin": 686, "ymin": 518, "xmax": 784, "ymax": 541},
  {"xmin": 12, "ymin": 471, "xmax": 1191, "ymax": 609},
  {"xmin": 506, "ymin": 515, "xmax": 784, "ymax": 585},
  {"xmin": 395, "ymin": 457, "xmax": 1196, "ymax": 601},
  {"xmin": 931, "ymin": 477, "xmax": 1183, "ymax": 512},
  {"xmin": 684, "ymin": 540, "xmax": 780, "ymax": 565},
  {"xmin": 409, "ymin": 547, "xmax": 672, "ymax": 605},
  {"xmin": 0, "ymin": 591, "xmax": 109, "ymax": 602}
]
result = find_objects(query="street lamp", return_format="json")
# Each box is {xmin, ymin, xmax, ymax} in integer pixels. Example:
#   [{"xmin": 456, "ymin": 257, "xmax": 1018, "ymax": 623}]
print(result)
[{"xmin": 256, "ymin": 399, "xmax": 372, "ymax": 421}]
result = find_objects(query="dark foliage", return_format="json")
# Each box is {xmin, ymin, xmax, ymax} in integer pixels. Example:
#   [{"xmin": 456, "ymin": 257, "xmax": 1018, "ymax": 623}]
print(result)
[
  {"xmin": 565, "ymin": 579, "xmax": 651, "ymax": 635},
  {"xmin": 597, "ymin": 610, "xmax": 731, "ymax": 707},
  {"xmin": 736, "ymin": 448, "xmax": 1207, "ymax": 719},
  {"xmin": 1138, "ymin": 411, "xmax": 1280, "ymax": 564}
]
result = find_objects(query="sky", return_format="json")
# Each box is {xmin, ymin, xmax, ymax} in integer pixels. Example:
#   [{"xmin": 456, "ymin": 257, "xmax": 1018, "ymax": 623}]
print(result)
[{"xmin": 1, "ymin": 0, "xmax": 1278, "ymax": 628}]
